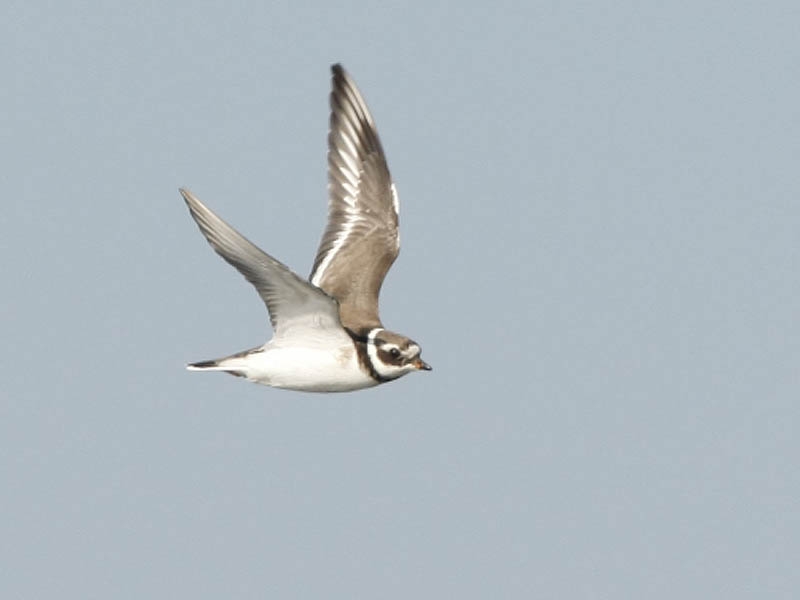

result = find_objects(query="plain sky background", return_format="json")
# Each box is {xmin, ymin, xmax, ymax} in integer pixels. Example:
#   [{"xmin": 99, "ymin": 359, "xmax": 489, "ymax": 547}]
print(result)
[{"xmin": 2, "ymin": 2, "xmax": 798, "ymax": 598}]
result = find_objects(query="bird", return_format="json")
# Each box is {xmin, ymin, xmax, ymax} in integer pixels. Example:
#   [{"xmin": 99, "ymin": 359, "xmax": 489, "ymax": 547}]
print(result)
[{"xmin": 180, "ymin": 64, "xmax": 431, "ymax": 392}]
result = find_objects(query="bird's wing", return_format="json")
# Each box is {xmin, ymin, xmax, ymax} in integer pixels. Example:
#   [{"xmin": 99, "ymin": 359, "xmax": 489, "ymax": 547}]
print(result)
[
  {"xmin": 182, "ymin": 188, "xmax": 342, "ymax": 341},
  {"xmin": 309, "ymin": 64, "xmax": 400, "ymax": 331}
]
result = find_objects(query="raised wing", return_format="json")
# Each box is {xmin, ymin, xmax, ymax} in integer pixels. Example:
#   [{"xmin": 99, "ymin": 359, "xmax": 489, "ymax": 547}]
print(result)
[
  {"xmin": 309, "ymin": 64, "xmax": 400, "ymax": 330},
  {"xmin": 181, "ymin": 188, "xmax": 342, "ymax": 340}
]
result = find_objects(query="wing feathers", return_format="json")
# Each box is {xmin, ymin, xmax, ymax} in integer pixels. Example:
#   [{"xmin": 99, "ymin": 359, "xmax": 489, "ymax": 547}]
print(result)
[
  {"xmin": 309, "ymin": 64, "xmax": 400, "ymax": 330},
  {"xmin": 181, "ymin": 188, "xmax": 341, "ymax": 338}
]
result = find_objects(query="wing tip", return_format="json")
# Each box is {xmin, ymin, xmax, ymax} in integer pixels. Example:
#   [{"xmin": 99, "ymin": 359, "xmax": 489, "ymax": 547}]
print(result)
[{"xmin": 179, "ymin": 187, "xmax": 198, "ymax": 207}]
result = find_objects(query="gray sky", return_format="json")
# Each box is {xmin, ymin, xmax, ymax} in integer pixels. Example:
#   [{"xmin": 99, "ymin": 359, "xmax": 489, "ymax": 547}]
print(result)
[{"xmin": 2, "ymin": 2, "xmax": 798, "ymax": 598}]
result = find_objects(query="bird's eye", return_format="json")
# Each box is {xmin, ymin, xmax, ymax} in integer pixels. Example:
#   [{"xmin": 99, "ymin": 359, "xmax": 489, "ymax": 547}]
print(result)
[{"xmin": 389, "ymin": 348, "xmax": 401, "ymax": 359}]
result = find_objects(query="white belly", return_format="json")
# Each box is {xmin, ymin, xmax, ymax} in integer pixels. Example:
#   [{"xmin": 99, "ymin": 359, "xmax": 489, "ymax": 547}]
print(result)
[{"xmin": 232, "ymin": 343, "xmax": 377, "ymax": 392}]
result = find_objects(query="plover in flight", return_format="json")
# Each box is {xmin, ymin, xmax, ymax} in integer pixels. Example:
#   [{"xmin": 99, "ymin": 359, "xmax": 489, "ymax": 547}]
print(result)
[{"xmin": 181, "ymin": 64, "xmax": 430, "ymax": 392}]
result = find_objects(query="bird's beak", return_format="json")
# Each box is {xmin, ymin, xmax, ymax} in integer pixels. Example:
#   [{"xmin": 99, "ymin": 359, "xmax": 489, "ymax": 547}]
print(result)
[{"xmin": 413, "ymin": 358, "xmax": 432, "ymax": 371}]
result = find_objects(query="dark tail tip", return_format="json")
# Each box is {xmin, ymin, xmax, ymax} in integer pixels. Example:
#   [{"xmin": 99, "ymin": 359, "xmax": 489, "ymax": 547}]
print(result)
[{"xmin": 187, "ymin": 359, "xmax": 219, "ymax": 369}]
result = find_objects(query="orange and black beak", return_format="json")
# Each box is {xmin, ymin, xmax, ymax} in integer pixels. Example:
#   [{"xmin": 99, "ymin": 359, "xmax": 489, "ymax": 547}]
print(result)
[{"xmin": 412, "ymin": 358, "xmax": 432, "ymax": 371}]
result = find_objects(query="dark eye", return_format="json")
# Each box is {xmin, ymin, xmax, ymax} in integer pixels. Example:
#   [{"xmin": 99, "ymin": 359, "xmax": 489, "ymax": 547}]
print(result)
[{"xmin": 389, "ymin": 348, "xmax": 401, "ymax": 359}]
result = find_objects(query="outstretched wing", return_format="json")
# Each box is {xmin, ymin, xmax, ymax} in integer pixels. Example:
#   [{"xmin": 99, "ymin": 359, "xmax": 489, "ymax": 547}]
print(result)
[
  {"xmin": 182, "ymin": 188, "xmax": 342, "ymax": 341},
  {"xmin": 309, "ymin": 64, "xmax": 400, "ymax": 331}
]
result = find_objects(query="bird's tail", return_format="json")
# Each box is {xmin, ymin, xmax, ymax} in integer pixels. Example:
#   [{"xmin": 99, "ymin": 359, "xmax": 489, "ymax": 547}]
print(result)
[
  {"xmin": 186, "ymin": 358, "xmax": 245, "ymax": 378},
  {"xmin": 186, "ymin": 346, "xmax": 262, "ymax": 378},
  {"xmin": 187, "ymin": 358, "xmax": 225, "ymax": 369}
]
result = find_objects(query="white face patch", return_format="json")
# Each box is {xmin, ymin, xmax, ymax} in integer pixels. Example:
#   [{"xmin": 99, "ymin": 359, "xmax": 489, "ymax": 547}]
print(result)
[
  {"xmin": 403, "ymin": 344, "xmax": 420, "ymax": 358},
  {"xmin": 367, "ymin": 328, "xmax": 414, "ymax": 380}
]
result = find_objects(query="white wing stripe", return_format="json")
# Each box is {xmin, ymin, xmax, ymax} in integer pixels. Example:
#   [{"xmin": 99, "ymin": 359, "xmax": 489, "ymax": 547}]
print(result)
[
  {"xmin": 390, "ymin": 183, "xmax": 400, "ymax": 217},
  {"xmin": 310, "ymin": 213, "xmax": 359, "ymax": 286}
]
